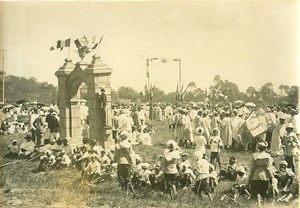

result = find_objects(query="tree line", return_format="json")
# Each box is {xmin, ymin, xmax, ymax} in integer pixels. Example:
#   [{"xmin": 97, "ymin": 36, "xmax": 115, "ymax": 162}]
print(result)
[{"xmin": 1, "ymin": 75, "xmax": 298, "ymax": 106}]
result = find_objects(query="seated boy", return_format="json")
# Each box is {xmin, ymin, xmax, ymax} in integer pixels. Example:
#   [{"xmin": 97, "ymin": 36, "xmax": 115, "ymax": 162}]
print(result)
[
  {"xmin": 219, "ymin": 157, "xmax": 237, "ymax": 181},
  {"xmin": 221, "ymin": 166, "xmax": 250, "ymax": 201}
]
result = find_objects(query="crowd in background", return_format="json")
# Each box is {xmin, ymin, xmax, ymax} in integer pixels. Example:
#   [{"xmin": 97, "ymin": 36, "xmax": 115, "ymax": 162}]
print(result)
[{"xmin": 1, "ymin": 100, "xmax": 299, "ymax": 204}]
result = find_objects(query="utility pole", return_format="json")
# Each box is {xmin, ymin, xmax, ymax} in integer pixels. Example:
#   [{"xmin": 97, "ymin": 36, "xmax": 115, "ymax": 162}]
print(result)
[{"xmin": 0, "ymin": 50, "xmax": 7, "ymax": 103}]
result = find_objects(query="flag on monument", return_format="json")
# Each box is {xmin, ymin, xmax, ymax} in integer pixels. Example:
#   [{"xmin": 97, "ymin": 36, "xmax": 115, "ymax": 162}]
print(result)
[
  {"xmin": 56, "ymin": 38, "xmax": 71, "ymax": 49},
  {"xmin": 245, "ymin": 100, "xmax": 275, "ymax": 137},
  {"xmin": 92, "ymin": 35, "xmax": 104, "ymax": 49},
  {"xmin": 74, "ymin": 36, "xmax": 89, "ymax": 48}
]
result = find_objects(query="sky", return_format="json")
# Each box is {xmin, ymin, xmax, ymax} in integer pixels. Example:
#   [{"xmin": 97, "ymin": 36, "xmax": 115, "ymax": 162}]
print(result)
[{"xmin": 0, "ymin": 1, "xmax": 299, "ymax": 93}]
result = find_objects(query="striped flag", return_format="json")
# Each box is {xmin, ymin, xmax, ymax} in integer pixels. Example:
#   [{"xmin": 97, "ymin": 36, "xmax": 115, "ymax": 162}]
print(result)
[{"xmin": 56, "ymin": 38, "xmax": 71, "ymax": 49}]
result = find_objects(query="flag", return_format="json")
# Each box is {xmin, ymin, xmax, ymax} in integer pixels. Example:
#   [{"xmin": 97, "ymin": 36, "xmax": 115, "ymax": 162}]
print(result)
[
  {"xmin": 56, "ymin": 38, "xmax": 71, "ymax": 49},
  {"xmin": 74, "ymin": 36, "xmax": 89, "ymax": 48},
  {"xmin": 235, "ymin": 122, "xmax": 254, "ymax": 148},
  {"xmin": 50, "ymin": 46, "xmax": 55, "ymax": 51},
  {"xmin": 173, "ymin": 58, "xmax": 180, "ymax": 62},
  {"xmin": 92, "ymin": 35, "xmax": 104, "ymax": 49},
  {"xmin": 245, "ymin": 100, "xmax": 275, "ymax": 137}
]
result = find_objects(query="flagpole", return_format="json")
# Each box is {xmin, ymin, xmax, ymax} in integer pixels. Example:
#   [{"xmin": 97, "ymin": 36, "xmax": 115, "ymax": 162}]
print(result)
[{"xmin": 179, "ymin": 58, "xmax": 182, "ymax": 92}]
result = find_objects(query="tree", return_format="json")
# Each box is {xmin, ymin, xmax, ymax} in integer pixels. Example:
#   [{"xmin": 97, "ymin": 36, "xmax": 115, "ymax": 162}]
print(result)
[
  {"xmin": 286, "ymin": 85, "xmax": 299, "ymax": 105},
  {"xmin": 117, "ymin": 86, "xmax": 139, "ymax": 102},
  {"xmin": 245, "ymin": 86, "xmax": 258, "ymax": 102},
  {"xmin": 259, "ymin": 83, "xmax": 277, "ymax": 105}
]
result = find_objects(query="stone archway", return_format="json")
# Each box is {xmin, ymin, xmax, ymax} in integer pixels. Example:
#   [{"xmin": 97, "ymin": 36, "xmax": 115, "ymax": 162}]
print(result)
[{"xmin": 55, "ymin": 56, "xmax": 113, "ymax": 148}]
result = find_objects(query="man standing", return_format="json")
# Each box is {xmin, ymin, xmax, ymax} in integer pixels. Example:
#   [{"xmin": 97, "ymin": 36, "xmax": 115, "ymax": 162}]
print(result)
[
  {"xmin": 46, "ymin": 111, "xmax": 60, "ymax": 142},
  {"xmin": 99, "ymin": 87, "xmax": 107, "ymax": 126},
  {"xmin": 33, "ymin": 111, "xmax": 47, "ymax": 146}
]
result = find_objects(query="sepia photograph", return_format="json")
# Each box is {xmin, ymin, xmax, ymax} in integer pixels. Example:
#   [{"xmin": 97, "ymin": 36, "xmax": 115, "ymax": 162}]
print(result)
[{"xmin": 0, "ymin": 1, "xmax": 299, "ymax": 207}]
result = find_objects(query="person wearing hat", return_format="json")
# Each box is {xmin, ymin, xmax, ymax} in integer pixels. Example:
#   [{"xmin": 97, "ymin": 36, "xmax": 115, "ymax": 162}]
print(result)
[
  {"xmin": 219, "ymin": 157, "xmax": 238, "ymax": 181},
  {"xmin": 45, "ymin": 110, "xmax": 60, "ymax": 142},
  {"xmin": 19, "ymin": 135, "xmax": 35, "ymax": 159},
  {"xmin": 5, "ymin": 139, "xmax": 19, "ymax": 158},
  {"xmin": 209, "ymin": 128, "xmax": 223, "ymax": 170},
  {"xmin": 249, "ymin": 141, "xmax": 274, "ymax": 202},
  {"xmin": 193, "ymin": 152, "xmax": 215, "ymax": 201},
  {"xmin": 221, "ymin": 112, "xmax": 233, "ymax": 149},
  {"xmin": 99, "ymin": 86, "xmax": 107, "ymax": 126},
  {"xmin": 160, "ymin": 139, "xmax": 182, "ymax": 197},
  {"xmin": 199, "ymin": 112, "xmax": 211, "ymax": 143},
  {"xmin": 62, "ymin": 138, "xmax": 72, "ymax": 156},
  {"xmin": 82, "ymin": 153, "xmax": 101, "ymax": 184},
  {"xmin": 149, "ymin": 164, "xmax": 164, "ymax": 191},
  {"xmin": 33, "ymin": 150, "xmax": 56, "ymax": 173},
  {"xmin": 139, "ymin": 163, "xmax": 152, "ymax": 187},
  {"xmin": 177, "ymin": 163, "xmax": 196, "ymax": 190},
  {"xmin": 113, "ymin": 130, "xmax": 134, "ymax": 195},
  {"xmin": 32, "ymin": 111, "xmax": 47, "ymax": 146},
  {"xmin": 55, "ymin": 150, "xmax": 71, "ymax": 169},
  {"xmin": 140, "ymin": 127, "xmax": 152, "ymax": 146},
  {"xmin": 210, "ymin": 112, "xmax": 222, "ymax": 134},
  {"xmin": 276, "ymin": 160, "xmax": 299, "ymax": 203},
  {"xmin": 194, "ymin": 127, "xmax": 207, "ymax": 156},
  {"xmin": 221, "ymin": 165, "xmax": 250, "ymax": 201},
  {"xmin": 270, "ymin": 115, "xmax": 286, "ymax": 156},
  {"xmin": 275, "ymin": 160, "xmax": 295, "ymax": 196},
  {"xmin": 99, "ymin": 149, "xmax": 111, "ymax": 168},
  {"xmin": 29, "ymin": 107, "xmax": 39, "ymax": 143},
  {"xmin": 179, "ymin": 153, "xmax": 191, "ymax": 169},
  {"xmin": 281, "ymin": 123, "xmax": 299, "ymax": 173}
]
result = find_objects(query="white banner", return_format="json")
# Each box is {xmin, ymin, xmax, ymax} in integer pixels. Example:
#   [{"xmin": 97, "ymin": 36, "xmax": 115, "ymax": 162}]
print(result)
[{"xmin": 245, "ymin": 101, "xmax": 274, "ymax": 137}]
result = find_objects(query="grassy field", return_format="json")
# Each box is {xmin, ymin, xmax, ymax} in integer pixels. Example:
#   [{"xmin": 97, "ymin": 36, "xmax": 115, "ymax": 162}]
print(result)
[{"xmin": 0, "ymin": 120, "xmax": 298, "ymax": 208}]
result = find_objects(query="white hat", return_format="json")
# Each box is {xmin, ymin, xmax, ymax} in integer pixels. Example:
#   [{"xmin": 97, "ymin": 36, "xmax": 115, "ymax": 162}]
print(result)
[
  {"xmin": 279, "ymin": 160, "xmax": 288, "ymax": 166},
  {"xmin": 90, "ymin": 153, "xmax": 98, "ymax": 158},
  {"xmin": 12, "ymin": 139, "xmax": 17, "ymax": 143},
  {"xmin": 286, "ymin": 123, "xmax": 294, "ymax": 129},
  {"xmin": 141, "ymin": 163, "xmax": 149, "ymax": 169},
  {"xmin": 119, "ymin": 131, "xmax": 129, "ymax": 139},
  {"xmin": 166, "ymin": 139, "xmax": 177, "ymax": 148}
]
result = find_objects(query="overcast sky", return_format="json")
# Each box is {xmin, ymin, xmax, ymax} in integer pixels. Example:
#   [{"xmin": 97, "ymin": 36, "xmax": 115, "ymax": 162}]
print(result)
[{"xmin": 0, "ymin": 1, "xmax": 299, "ymax": 93}]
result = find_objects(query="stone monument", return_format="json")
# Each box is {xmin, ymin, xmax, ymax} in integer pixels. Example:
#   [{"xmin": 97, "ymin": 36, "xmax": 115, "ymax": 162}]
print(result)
[{"xmin": 55, "ymin": 56, "xmax": 113, "ymax": 148}]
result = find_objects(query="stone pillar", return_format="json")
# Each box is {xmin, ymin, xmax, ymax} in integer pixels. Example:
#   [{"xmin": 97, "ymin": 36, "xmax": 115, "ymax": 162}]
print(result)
[
  {"xmin": 55, "ymin": 59, "xmax": 74, "ymax": 140},
  {"xmin": 85, "ymin": 56, "xmax": 113, "ymax": 148},
  {"xmin": 70, "ymin": 99, "xmax": 82, "ymax": 144}
]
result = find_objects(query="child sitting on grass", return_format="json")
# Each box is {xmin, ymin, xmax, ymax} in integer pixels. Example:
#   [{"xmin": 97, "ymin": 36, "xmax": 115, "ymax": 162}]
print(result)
[
  {"xmin": 219, "ymin": 157, "xmax": 238, "ymax": 181},
  {"xmin": 220, "ymin": 166, "xmax": 250, "ymax": 201}
]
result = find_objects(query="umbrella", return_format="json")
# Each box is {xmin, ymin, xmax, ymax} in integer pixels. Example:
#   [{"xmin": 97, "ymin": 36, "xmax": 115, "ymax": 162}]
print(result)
[
  {"xmin": 233, "ymin": 100, "xmax": 244, "ymax": 105},
  {"xmin": 3, "ymin": 104, "xmax": 15, "ymax": 109},
  {"xmin": 16, "ymin": 99, "xmax": 26, "ymax": 105},
  {"xmin": 245, "ymin": 102, "xmax": 256, "ymax": 107},
  {"xmin": 37, "ymin": 102, "xmax": 46, "ymax": 107}
]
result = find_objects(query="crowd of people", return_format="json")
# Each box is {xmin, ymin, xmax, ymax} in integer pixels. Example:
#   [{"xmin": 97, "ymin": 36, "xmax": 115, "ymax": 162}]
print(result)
[{"xmin": 1, "ymin": 101, "xmax": 299, "ymax": 205}]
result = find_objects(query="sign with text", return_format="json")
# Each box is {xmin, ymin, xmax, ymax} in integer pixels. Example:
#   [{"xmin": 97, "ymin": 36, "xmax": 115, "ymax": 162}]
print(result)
[{"xmin": 245, "ymin": 101, "xmax": 274, "ymax": 137}]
